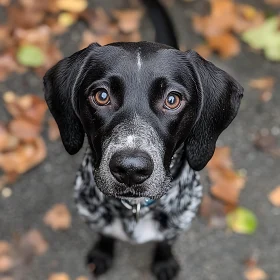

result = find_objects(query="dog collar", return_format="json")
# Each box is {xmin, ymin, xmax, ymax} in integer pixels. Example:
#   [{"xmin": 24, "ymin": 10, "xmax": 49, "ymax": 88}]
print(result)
[{"xmin": 121, "ymin": 198, "xmax": 156, "ymax": 222}]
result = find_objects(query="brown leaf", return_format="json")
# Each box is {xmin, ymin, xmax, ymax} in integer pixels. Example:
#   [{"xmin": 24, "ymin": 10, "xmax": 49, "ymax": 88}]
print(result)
[
  {"xmin": 79, "ymin": 30, "xmax": 115, "ymax": 49},
  {"xmin": 207, "ymin": 33, "xmax": 240, "ymax": 58},
  {"xmin": 0, "ymin": 241, "xmax": 11, "ymax": 256},
  {"xmin": 244, "ymin": 267, "xmax": 268, "ymax": 280},
  {"xmin": 0, "ymin": 0, "xmax": 10, "ymax": 6},
  {"xmin": 265, "ymin": 0, "xmax": 280, "ymax": 6},
  {"xmin": 194, "ymin": 44, "xmax": 213, "ymax": 59},
  {"xmin": 210, "ymin": 169, "xmax": 245, "ymax": 205},
  {"xmin": 76, "ymin": 277, "xmax": 89, "ymax": 280},
  {"xmin": 207, "ymin": 147, "xmax": 233, "ymax": 170},
  {"xmin": 113, "ymin": 9, "xmax": 143, "ymax": 33},
  {"xmin": 48, "ymin": 118, "xmax": 60, "ymax": 141},
  {"xmin": 4, "ymin": 93, "xmax": 47, "ymax": 125},
  {"xmin": 0, "ymin": 123, "xmax": 19, "ymax": 152},
  {"xmin": 44, "ymin": 204, "xmax": 72, "ymax": 230},
  {"xmin": 249, "ymin": 77, "xmax": 275, "ymax": 91},
  {"xmin": 0, "ymin": 137, "xmax": 47, "ymax": 174},
  {"xmin": 56, "ymin": 0, "xmax": 87, "ymax": 13},
  {"xmin": 253, "ymin": 130, "xmax": 280, "ymax": 156},
  {"xmin": 199, "ymin": 195, "xmax": 228, "ymax": 228},
  {"xmin": 20, "ymin": 230, "xmax": 48, "ymax": 256},
  {"xmin": 48, "ymin": 273, "xmax": 71, "ymax": 280},
  {"xmin": 8, "ymin": 118, "xmax": 41, "ymax": 141},
  {"xmin": 0, "ymin": 255, "xmax": 13, "ymax": 272},
  {"xmin": 268, "ymin": 186, "xmax": 280, "ymax": 207}
]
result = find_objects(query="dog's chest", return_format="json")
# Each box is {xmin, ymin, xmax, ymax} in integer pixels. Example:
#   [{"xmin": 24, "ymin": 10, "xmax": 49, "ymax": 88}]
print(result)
[{"xmin": 102, "ymin": 213, "xmax": 164, "ymax": 244}]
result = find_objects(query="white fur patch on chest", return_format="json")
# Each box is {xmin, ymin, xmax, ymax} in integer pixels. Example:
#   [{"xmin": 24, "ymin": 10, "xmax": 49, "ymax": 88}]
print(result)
[{"xmin": 102, "ymin": 213, "xmax": 164, "ymax": 244}]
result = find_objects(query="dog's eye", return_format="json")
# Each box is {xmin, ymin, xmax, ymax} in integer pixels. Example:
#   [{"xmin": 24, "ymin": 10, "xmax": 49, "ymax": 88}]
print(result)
[
  {"xmin": 91, "ymin": 89, "xmax": 110, "ymax": 106},
  {"xmin": 164, "ymin": 92, "xmax": 181, "ymax": 110}
]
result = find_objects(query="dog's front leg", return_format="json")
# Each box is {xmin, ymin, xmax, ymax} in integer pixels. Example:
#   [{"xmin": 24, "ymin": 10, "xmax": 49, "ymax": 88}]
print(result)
[
  {"xmin": 86, "ymin": 234, "xmax": 115, "ymax": 277},
  {"xmin": 151, "ymin": 239, "xmax": 180, "ymax": 280}
]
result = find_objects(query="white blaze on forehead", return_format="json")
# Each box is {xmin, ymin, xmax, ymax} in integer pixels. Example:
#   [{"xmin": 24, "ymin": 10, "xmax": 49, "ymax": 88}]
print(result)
[
  {"xmin": 137, "ymin": 50, "xmax": 142, "ymax": 71},
  {"xmin": 126, "ymin": 135, "xmax": 135, "ymax": 146}
]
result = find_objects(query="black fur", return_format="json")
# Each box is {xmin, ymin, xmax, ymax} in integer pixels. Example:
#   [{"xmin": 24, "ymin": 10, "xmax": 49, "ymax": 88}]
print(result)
[{"xmin": 43, "ymin": 0, "xmax": 243, "ymax": 279}]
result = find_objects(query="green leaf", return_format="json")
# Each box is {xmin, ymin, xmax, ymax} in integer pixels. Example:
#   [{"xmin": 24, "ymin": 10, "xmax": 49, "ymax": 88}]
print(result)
[
  {"xmin": 242, "ymin": 17, "xmax": 280, "ymax": 61},
  {"xmin": 226, "ymin": 207, "xmax": 258, "ymax": 234},
  {"xmin": 17, "ymin": 45, "xmax": 45, "ymax": 67}
]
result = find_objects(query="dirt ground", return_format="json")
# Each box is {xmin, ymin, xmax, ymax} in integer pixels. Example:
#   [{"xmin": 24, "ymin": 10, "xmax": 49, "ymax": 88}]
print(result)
[{"xmin": 0, "ymin": 0, "xmax": 280, "ymax": 279}]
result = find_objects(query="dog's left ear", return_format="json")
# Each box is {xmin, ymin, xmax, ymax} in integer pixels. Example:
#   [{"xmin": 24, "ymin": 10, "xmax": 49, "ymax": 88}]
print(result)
[
  {"xmin": 184, "ymin": 50, "xmax": 244, "ymax": 171},
  {"xmin": 43, "ymin": 43, "xmax": 100, "ymax": 155}
]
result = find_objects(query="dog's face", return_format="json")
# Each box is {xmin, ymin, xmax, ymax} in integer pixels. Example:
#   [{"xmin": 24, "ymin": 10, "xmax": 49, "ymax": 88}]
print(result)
[{"xmin": 44, "ymin": 42, "xmax": 243, "ymax": 199}]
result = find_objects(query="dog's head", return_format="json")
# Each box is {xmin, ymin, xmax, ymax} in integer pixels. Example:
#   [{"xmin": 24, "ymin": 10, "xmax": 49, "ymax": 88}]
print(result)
[{"xmin": 44, "ymin": 42, "xmax": 243, "ymax": 199}]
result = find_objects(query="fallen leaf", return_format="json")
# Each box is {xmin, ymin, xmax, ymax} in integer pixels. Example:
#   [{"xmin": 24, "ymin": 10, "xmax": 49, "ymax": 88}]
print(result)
[
  {"xmin": 48, "ymin": 273, "xmax": 71, "ymax": 280},
  {"xmin": 0, "ymin": 137, "xmax": 47, "ymax": 174},
  {"xmin": 56, "ymin": 0, "xmax": 87, "ymax": 13},
  {"xmin": 0, "ymin": 0, "xmax": 11, "ymax": 6},
  {"xmin": 16, "ymin": 45, "xmax": 45, "ymax": 67},
  {"xmin": 113, "ymin": 9, "xmax": 143, "ymax": 33},
  {"xmin": 268, "ymin": 186, "xmax": 280, "ymax": 207},
  {"xmin": 244, "ymin": 267, "xmax": 268, "ymax": 280},
  {"xmin": 194, "ymin": 44, "xmax": 213, "ymax": 59},
  {"xmin": 249, "ymin": 77, "xmax": 275, "ymax": 91},
  {"xmin": 210, "ymin": 168, "xmax": 245, "ymax": 205},
  {"xmin": 48, "ymin": 118, "xmax": 60, "ymax": 141},
  {"xmin": 44, "ymin": 204, "xmax": 72, "ymax": 230},
  {"xmin": 58, "ymin": 12, "xmax": 77, "ymax": 27},
  {"xmin": 265, "ymin": 0, "xmax": 280, "ymax": 6},
  {"xmin": 242, "ymin": 17, "xmax": 280, "ymax": 61},
  {"xmin": 207, "ymin": 146, "xmax": 233, "ymax": 169},
  {"xmin": 20, "ymin": 230, "xmax": 48, "ymax": 255},
  {"xmin": 0, "ymin": 255, "xmax": 13, "ymax": 272},
  {"xmin": 8, "ymin": 118, "xmax": 41, "ymax": 141},
  {"xmin": 207, "ymin": 33, "xmax": 240, "ymax": 58},
  {"xmin": 226, "ymin": 207, "xmax": 258, "ymax": 234},
  {"xmin": 76, "ymin": 277, "xmax": 89, "ymax": 280},
  {"xmin": 0, "ymin": 123, "xmax": 19, "ymax": 152},
  {"xmin": 0, "ymin": 241, "xmax": 11, "ymax": 256}
]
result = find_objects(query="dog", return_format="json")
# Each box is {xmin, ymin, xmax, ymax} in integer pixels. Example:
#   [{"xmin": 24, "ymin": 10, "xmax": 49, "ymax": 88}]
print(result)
[{"xmin": 43, "ymin": 0, "xmax": 243, "ymax": 279}]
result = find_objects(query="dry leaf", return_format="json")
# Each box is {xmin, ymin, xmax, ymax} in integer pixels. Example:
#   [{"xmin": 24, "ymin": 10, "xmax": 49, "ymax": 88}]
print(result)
[
  {"xmin": 0, "ymin": 0, "xmax": 11, "ymax": 6},
  {"xmin": 48, "ymin": 118, "xmax": 60, "ymax": 141},
  {"xmin": 56, "ymin": 0, "xmax": 87, "ymax": 13},
  {"xmin": 0, "ymin": 241, "xmax": 11, "ymax": 256},
  {"xmin": 244, "ymin": 267, "xmax": 268, "ymax": 280},
  {"xmin": 48, "ymin": 273, "xmax": 71, "ymax": 280},
  {"xmin": 44, "ymin": 204, "xmax": 72, "ymax": 230},
  {"xmin": 0, "ymin": 124, "xmax": 19, "ymax": 152},
  {"xmin": 207, "ymin": 146, "xmax": 233, "ymax": 169},
  {"xmin": 76, "ymin": 277, "xmax": 89, "ymax": 280},
  {"xmin": 265, "ymin": 0, "xmax": 280, "ymax": 6},
  {"xmin": 249, "ymin": 77, "xmax": 275, "ymax": 91},
  {"xmin": 21, "ymin": 230, "xmax": 48, "ymax": 255},
  {"xmin": 254, "ymin": 130, "xmax": 280, "ymax": 157},
  {"xmin": 0, "ymin": 255, "xmax": 13, "ymax": 272},
  {"xmin": 194, "ymin": 44, "xmax": 212, "ymax": 59},
  {"xmin": 0, "ymin": 137, "xmax": 47, "ymax": 174},
  {"xmin": 207, "ymin": 33, "xmax": 240, "ymax": 58},
  {"xmin": 8, "ymin": 118, "xmax": 41, "ymax": 141},
  {"xmin": 268, "ymin": 186, "xmax": 280, "ymax": 207},
  {"xmin": 113, "ymin": 9, "xmax": 143, "ymax": 33}
]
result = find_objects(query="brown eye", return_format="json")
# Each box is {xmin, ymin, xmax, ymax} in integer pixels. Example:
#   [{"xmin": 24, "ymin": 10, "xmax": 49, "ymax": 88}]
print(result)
[
  {"xmin": 164, "ymin": 92, "xmax": 181, "ymax": 110},
  {"xmin": 92, "ymin": 89, "xmax": 110, "ymax": 106}
]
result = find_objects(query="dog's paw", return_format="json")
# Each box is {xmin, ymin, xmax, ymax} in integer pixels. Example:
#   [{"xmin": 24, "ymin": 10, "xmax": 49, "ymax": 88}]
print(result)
[
  {"xmin": 87, "ymin": 249, "xmax": 113, "ymax": 277},
  {"xmin": 151, "ymin": 256, "xmax": 180, "ymax": 280}
]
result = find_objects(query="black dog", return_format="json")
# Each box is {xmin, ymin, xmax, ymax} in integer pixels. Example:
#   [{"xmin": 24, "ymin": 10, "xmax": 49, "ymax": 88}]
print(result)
[{"xmin": 44, "ymin": 0, "xmax": 243, "ymax": 279}]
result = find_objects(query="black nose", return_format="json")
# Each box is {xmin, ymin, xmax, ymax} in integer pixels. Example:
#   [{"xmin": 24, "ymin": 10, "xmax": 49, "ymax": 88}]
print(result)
[{"xmin": 109, "ymin": 150, "xmax": 154, "ymax": 186}]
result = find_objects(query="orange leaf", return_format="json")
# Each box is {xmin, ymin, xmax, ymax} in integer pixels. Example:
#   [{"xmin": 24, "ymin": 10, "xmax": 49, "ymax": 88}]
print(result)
[
  {"xmin": 48, "ymin": 118, "xmax": 60, "ymax": 141},
  {"xmin": 207, "ymin": 146, "xmax": 233, "ymax": 169},
  {"xmin": 268, "ymin": 186, "xmax": 280, "ymax": 207},
  {"xmin": 8, "ymin": 118, "xmax": 41, "ymax": 141},
  {"xmin": 244, "ymin": 267, "xmax": 268, "ymax": 280},
  {"xmin": 249, "ymin": 77, "xmax": 275, "ymax": 91},
  {"xmin": 0, "ymin": 137, "xmax": 46, "ymax": 174},
  {"xmin": 207, "ymin": 33, "xmax": 240, "ymax": 58},
  {"xmin": 21, "ymin": 229, "xmax": 48, "ymax": 255},
  {"xmin": 44, "ymin": 204, "xmax": 72, "ymax": 230},
  {"xmin": 0, "ymin": 255, "xmax": 13, "ymax": 272},
  {"xmin": 48, "ymin": 273, "xmax": 71, "ymax": 280},
  {"xmin": 113, "ymin": 9, "xmax": 143, "ymax": 33}
]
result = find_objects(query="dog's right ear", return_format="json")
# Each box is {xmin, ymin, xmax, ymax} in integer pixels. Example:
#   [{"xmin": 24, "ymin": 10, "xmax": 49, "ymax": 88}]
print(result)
[{"xmin": 43, "ymin": 43, "xmax": 100, "ymax": 155}]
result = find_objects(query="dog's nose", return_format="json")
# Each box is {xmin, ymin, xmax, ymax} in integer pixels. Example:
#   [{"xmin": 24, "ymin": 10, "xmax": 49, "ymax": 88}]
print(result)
[{"xmin": 109, "ymin": 150, "xmax": 154, "ymax": 186}]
